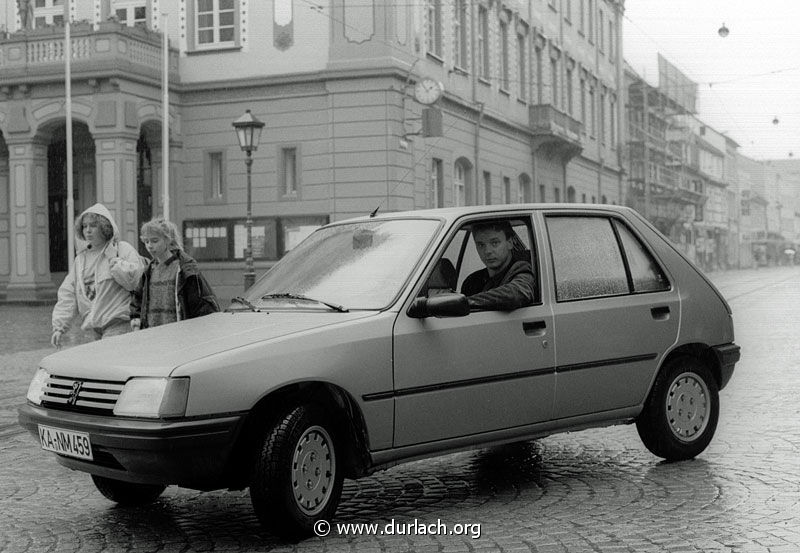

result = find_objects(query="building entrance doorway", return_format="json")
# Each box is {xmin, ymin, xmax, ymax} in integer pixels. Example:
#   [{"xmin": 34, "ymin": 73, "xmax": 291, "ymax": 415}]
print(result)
[
  {"xmin": 136, "ymin": 132, "xmax": 153, "ymax": 256},
  {"xmin": 48, "ymin": 123, "xmax": 96, "ymax": 273}
]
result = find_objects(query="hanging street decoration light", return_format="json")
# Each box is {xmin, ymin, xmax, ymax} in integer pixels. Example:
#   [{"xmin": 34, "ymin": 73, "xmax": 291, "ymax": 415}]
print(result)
[
  {"xmin": 773, "ymin": 116, "xmax": 780, "ymax": 125},
  {"xmin": 718, "ymin": 23, "xmax": 729, "ymax": 38}
]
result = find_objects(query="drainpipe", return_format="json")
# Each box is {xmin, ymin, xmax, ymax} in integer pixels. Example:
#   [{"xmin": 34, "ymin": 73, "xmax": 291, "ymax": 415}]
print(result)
[{"xmin": 474, "ymin": 102, "xmax": 484, "ymax": 206}]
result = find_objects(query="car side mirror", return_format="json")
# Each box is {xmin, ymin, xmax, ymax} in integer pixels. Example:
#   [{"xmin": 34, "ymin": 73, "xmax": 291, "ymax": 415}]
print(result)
[{"xmin": 407, "ymin": 293, "xmax": 470, "ymax": 319}]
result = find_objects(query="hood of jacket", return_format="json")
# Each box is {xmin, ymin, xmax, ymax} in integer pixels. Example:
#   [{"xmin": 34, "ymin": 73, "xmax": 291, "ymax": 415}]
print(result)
[{"xmin": 75, "ymin": 203, "xmax": 120, "ymax": 250}]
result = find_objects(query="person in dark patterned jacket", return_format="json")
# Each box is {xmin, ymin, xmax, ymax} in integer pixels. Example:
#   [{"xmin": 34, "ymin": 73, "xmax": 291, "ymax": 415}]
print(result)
[
  {"xmin": 460, "ymin": 221, "xmax": 535, "ymax": 311},
  {"xmin": 130, "ymin": 218, "xmax": 219, "ymax": 330}
]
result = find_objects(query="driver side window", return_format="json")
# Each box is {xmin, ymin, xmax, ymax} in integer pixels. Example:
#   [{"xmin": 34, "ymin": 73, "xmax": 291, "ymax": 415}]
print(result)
[{"xmin": 421, "ymin": 218, "xmax": 539, "ymax": 304}]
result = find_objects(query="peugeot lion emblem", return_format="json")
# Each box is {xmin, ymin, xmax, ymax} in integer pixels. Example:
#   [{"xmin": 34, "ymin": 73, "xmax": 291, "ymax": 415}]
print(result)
[{"xmin": 67, "ymin": 381, "xmax": 82, "ymax": 406}]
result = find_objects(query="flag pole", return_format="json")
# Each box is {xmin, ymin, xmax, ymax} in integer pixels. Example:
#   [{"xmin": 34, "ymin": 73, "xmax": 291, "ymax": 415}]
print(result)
[
  {"xmin": 162, "ymin": 13, "xmax": 169, "ymax": 220},
  {"xmin": 65, "ymin": 5, "xmax": 75, "ymax": 272}
]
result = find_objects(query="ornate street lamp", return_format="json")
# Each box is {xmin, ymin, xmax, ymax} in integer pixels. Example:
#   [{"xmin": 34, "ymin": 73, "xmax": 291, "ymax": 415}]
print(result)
[{"xmin": 232, "ymin": 109, "xmax": 265, "ymax": 290}]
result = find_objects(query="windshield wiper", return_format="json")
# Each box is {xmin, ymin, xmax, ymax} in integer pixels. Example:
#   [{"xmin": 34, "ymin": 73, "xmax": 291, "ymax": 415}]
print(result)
[
  {"xmin": 228, "ymin": 296, "xmax": 261, "ymax": 312},
  {"xmin": 260, "ymin": 293, "xmax": 349, "ymax": 313}
]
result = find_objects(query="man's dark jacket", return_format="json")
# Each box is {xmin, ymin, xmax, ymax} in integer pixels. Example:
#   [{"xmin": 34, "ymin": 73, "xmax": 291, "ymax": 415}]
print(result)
[{"xmin": 461, "ymin": 259, "xmax": 535, "ymax": 311}]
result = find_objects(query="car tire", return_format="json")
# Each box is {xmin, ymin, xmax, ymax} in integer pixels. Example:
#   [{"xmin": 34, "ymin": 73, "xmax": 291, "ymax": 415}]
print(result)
[
  {"xmin": 636, "ymin": 355, "xmax": 719, "ymax": 461},
  {"xmin": 91, "ymin": 475, "xmax": 166, "ymax": 506},
  {"xmin": 249, "ymin": 404, "xmax": 344, "ymax": 538}
]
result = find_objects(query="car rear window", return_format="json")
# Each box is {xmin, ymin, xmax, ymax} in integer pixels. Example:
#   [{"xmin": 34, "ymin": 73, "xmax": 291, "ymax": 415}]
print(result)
[{"xmin": 613, "ymin": 220, "xmax": 670, "ymax": 293}]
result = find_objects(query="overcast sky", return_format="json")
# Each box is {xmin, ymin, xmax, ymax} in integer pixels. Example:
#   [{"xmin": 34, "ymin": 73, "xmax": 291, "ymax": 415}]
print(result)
[{"xmin": 623, "ymin": 0, "xmax": 800, "ymax": 161}]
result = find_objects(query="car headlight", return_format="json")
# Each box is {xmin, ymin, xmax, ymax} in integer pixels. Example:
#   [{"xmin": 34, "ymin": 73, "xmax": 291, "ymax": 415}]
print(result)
[
  {"xmin": 113, "ymin": 377, "xmax": 190, "ymax": 418},
  {"xmin": 26, "ymin": 368, "xmax": 50, "ymax": 405}
]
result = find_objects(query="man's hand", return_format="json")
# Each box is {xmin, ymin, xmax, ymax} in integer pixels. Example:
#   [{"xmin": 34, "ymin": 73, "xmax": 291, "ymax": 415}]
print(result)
[{"xmin": 51, "ymin": 330, "xmax": 64, "ymax": 348}]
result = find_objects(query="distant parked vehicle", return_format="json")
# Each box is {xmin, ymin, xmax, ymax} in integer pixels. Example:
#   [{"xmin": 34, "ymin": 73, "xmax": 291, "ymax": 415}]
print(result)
[{"xmin": 20, "ymin": 204, "xmax": 740, "ymax": 538}]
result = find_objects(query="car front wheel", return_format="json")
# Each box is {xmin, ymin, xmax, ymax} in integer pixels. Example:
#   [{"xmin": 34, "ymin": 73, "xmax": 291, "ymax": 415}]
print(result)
[
  {"xmin": 636, "ymin": 355, "xmax": 719, "ymax": 461},
  {"xmin": 91, "ymin": 475, "xmax": 166, "ymax": 506},
  {"xmin": 249, "ymin": 404, "xmax": 344, "ymax": 538}
]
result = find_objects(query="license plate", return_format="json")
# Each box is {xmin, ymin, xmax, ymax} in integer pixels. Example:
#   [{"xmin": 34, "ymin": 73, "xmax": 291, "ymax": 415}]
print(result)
[{"xmin": 38, "ymin": 425, "xmax": 93, "ymax": 461}]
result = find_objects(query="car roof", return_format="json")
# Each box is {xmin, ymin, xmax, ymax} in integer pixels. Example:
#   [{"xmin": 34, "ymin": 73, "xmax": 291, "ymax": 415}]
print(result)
[{"xmin": 336, "ymin": 203, "xmax": 637, "ymax": 226}]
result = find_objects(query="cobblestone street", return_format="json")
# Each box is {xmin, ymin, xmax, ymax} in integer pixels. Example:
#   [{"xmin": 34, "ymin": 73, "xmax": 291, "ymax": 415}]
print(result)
[{"xmin": 1, "ymin": 267, "xmax": 799, "ymax": 553}]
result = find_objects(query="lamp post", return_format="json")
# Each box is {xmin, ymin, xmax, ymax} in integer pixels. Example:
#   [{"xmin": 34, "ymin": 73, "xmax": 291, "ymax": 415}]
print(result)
[{"xmin": 232, "ymin": 109, "xmax": 265, "ymax": 290}]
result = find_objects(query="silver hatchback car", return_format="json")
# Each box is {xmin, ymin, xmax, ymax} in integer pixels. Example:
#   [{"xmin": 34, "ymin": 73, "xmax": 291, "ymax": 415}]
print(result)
[{"xmin": 19, "ymin": 205, "xmax": 739, "ymax": 538}]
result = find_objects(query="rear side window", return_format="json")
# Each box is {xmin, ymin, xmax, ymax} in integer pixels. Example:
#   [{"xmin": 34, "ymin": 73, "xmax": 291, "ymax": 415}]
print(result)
[
  {"xmin": 546, "ymin": 215, "xmax": 670, "ymax": 301},
  {"xmin": 613, "ymin": 220, "xmax": 670, "ymax": 292},
  {"xmin": 547, "ymin": 216, "xmax": 628, "ymax": 301}
]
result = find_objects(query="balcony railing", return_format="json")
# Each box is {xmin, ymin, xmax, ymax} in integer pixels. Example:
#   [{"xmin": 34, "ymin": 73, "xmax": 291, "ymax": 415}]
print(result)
[
  {"xmin": 0, "ymin": 21, "xmax": 179, "ymax": 86},
  {"xmin": 528, "ymin": 104, "xmax": 583, "ymax": 159},
  {"xmin": 529, "ymin": 104, "xmax": 583, "ymax": 137}
]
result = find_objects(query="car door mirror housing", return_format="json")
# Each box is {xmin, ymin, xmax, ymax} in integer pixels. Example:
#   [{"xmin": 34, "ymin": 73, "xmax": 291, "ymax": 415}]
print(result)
[{"xmin": 408, "ymin": 294, "xmax": 470, "ymax": 318}]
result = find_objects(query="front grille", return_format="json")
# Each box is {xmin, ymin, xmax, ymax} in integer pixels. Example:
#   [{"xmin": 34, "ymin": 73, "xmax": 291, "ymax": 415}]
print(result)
[{"xmin": 42, "ymin": 375, "xmax": 125, "ymax": 415}]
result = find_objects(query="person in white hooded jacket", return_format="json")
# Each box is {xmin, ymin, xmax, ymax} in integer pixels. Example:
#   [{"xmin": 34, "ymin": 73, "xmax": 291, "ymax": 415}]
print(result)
[{"xmin": 51, "ymin": 203, "xmax": 145, "ymax": 347}]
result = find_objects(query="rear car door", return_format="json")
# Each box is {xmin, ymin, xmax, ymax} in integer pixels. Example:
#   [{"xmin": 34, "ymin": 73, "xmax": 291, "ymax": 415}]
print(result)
[
  {"xmin": 545, "ymin": 212, "xmax": 680, "ymax": 418},
  {"xmin": 392, "ymin": 215, "xmax": 556, "ymax": 447}
]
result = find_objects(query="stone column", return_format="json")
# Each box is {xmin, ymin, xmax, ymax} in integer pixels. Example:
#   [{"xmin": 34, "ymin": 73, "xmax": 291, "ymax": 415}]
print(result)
[
  {"xmin": 5, "ymin": 139, "xmax": 56, "ymax": 301},
  {"xmin": 93, "ymin": 132, "xmax": 139, "ymax": 246}
]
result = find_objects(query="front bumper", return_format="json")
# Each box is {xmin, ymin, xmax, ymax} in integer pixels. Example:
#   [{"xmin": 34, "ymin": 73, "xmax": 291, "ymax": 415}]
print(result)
[
  {"xmin": 18, "ymin": 403, "xmax": 245, "ymax": 489},
  {"xmin": 712, "ymin": 342, "xmax": 741, "ymax": 390}
]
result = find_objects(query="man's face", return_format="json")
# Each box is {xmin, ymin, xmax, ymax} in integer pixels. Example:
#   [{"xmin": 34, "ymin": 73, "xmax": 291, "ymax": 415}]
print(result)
[{"xmin": 473, "ymin": 228, "xmax": 513, "ymax": 273}]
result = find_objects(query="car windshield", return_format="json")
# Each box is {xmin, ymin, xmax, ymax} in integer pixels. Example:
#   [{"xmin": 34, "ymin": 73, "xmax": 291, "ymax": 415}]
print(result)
[{"xmin": 246, "ymin": 218, "xmax": 441, "ymax": 310}]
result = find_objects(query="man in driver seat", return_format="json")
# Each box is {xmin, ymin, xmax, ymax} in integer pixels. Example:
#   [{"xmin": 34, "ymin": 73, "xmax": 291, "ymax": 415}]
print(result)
[{"xmin": 461, "ymin": 221, "xmax": 535, "ymax": 311}]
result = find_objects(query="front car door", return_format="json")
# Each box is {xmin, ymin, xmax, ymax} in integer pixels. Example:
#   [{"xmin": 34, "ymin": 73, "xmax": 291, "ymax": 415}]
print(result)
[
  {"xmin": 392, "ymin": 214, "xmax": 556, "ymax": 447},
  {"xmin": 544, "ymin": 211, "xmax": 680, "ymax": 419}
]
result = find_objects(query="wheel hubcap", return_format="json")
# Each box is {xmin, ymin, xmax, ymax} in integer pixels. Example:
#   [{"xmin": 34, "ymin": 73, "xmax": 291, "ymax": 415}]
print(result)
[
  {"xmin": 292, "ymin": 425, "xmax": 335, "ymax": 515},
  {"xmin": 666, "ymin": 371, "xmax": 710, "ymax": 442}
]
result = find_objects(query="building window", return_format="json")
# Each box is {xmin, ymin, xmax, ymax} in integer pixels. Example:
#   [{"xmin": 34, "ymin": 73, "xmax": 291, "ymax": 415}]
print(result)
[
  {"xmin": 588, "ymin": 0, "xmax": 594, "ymax": 43},
  {"xmin": 519, "ymin": 174, "xmax": 532, "ymax": 202},
  {"xmin": 567, "ymin": 186, "xmax": 576, "ymax": 203},
  {"xmin": 539, "ymin": 184, "xmax": 546, "ymax": 202},
  {"xmin": 535, "ymin": 47, "xmax": 543, "ymax": 103},
  {"xmin": 193, "ymin": 0, "xmax": 237, "ymax": 49},
  {"xmin": 113, "ymin": 1, "xmax": 147, "ymax": 27},
  {"xmin": 589, "ymin": 84, "xmax": 596, "ymax": 136},
  {"xmin": 432, "ymin": 158, "xmax": 444, "ymax": 208},
  {"xmin": 427, "ymin": 0, "xmax": 442, "ymax": 57},
  {"xmin": 280, "ymin": 146, "xmax": 299, "ymax": 198},
  {"xmin": 483, "ymin": 171, "xmax": 492, "ymax": 204},
  {"xmin": 610, "ymin": 96, "xmax": 617, "ymax": 147},
  {"xmin": 454, "ymin": 0, "xmax": 468, "ymax": 69},
  {"xmin": 599, "ymin": 10, "xmax": 605, "ymax": 53},
  {"xmin": 608, "ymin": 19, "xmax": 615, "ymax": 60},
  {"xmin": 504, "ymin": 176, "xmax": 512, "ymax": 203},
  {"xmin": 478, "ymin": 6, "xmax": 490, "ymax": 80},
  {"xmin": 205, "ymin": 151, "xmax": 226, "ymax": 201},
  {"xmin": 580, "ymin": 78, "xmax": 586, "ymax": 127},
  {"xmin": 454, "ymin": 161, "xmax": 467, "ymax": 206},
  {"xmin": 554, "ymin": 187, "xmax": 561, "ymax": 203},
  {"xmin": 566, "ymin": 67, "xmax": 574, "ymax": 116},
  {"xmin": 600, "ymin": 90, "xmax": 606, "ymax": 145},
  {"xmin": 32, "ymin": 0, "xmax": 67, "ymax": 27},
  {"xmin": 579, "ymin": 0, "xmax": 585, "ymax": 34},
  {"xmin": 517, "ymin": 32, "xmax": 527, "ymax": 100},
  {"xmin": 550, "ymin": 57, "xmax": 559, "ymax": 108},
  {"xmin": 500, "ymin": 16, "xmax": 510, "ymax": 90}
]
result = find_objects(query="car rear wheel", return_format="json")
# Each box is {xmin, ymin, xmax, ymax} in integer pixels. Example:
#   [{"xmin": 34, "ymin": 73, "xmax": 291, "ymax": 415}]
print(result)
[
  {"xmin": 91, "ymin": 475, "xmax": 166, "ymax": 506},
  {"xmin": 249, "ymin": 404, "xmax": 344, "ymax": 538},
  {"xmin": 636, "ymin": 355, "xmax": 719, "ymax": 461}
]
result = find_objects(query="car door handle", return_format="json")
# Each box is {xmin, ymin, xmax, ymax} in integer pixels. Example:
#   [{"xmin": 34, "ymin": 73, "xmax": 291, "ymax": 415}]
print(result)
[
  {"xmin": 651, "ymin": 306, "xmax": 671, "ymax": 320},
  {"xmin": 523, "ymin": 320, "xmax": 547, "ymax": 336}
]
